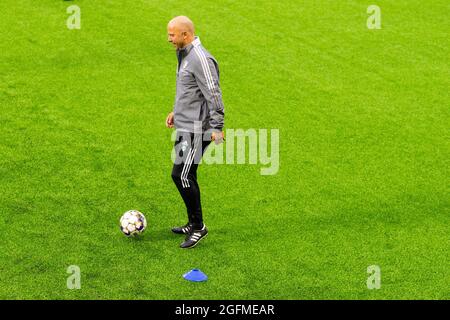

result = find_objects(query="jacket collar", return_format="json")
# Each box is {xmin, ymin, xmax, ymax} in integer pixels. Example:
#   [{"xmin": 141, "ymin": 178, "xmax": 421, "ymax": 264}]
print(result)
[{"xmin": 177, "ymin": 36, "xmax": 201, "ymax": 56}]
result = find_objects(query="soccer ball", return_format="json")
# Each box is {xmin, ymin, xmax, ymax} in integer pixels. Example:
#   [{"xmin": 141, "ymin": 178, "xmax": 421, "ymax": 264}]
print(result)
[{"xmin": 120, "ymin": 210, "xmax": 147, "ymax": 237}]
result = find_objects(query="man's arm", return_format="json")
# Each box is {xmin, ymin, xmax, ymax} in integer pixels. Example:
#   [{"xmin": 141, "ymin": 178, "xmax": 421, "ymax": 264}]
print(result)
[{"xmin": 193, "ymin": 55, "xmax": 225, "ymax": 132}]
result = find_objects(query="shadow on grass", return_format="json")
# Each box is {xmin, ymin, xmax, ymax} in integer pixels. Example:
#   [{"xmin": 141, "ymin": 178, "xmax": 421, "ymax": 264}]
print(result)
[{"xmin": 124, "ymin": 227, "xmax": 182, "ymax": 243}]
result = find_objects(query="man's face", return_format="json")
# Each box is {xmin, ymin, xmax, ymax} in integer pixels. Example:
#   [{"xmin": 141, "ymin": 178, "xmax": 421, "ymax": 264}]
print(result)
[{"xmin": 167, "ymin": 24, "xmax": 185, "ymax": 49}]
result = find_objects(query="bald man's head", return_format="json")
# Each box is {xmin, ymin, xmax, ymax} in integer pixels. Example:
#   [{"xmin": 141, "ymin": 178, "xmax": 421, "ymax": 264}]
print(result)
[
  {"xmin": 169, "ymin": 16, "xmax": 195, "ymax": 35},
  {"xmin": 167, "ymin": 16, "xmax": 195, "ymax": 49}
]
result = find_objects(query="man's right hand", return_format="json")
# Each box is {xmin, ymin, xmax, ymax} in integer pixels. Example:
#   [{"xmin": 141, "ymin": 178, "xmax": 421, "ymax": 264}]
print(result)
[{"xmin": 165, "ymin": 112, "xmax": 174, "ymax": 128}]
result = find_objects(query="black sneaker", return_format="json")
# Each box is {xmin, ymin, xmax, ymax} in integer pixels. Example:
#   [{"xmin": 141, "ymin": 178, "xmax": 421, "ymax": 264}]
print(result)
[
  {"xmin": 171, "ymin": 223, "xmax": 193, "ymax": 235},
  {"xmin": 180, "ymin": 225, "xmax": 208, "ymax": 249}
]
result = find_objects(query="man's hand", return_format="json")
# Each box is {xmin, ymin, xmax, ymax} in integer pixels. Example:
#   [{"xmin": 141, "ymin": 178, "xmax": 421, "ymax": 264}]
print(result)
[
  {"xmin": 165, "ymin": 112, "xmax": 174, "ymax": 128},
  {"xmin": 211, "ymin": 131, "xmax": 225, "ymax": 144}
]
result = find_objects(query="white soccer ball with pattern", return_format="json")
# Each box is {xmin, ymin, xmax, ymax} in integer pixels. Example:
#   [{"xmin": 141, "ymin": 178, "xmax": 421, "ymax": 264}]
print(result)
[{"xmin": 120, "ymin": 210, "xmax": 147, "ymax": 237}]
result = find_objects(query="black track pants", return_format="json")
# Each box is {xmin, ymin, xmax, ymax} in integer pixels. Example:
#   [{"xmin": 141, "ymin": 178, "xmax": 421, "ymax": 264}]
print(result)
[{"xmin": 171, "ymin": 131, "xmax": 211, "ymax": 228}]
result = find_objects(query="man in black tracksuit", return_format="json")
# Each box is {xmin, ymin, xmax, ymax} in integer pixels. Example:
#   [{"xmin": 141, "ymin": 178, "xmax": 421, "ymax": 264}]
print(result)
[{"xmin": 165, "ymin": 16, "xmax": 225, "ymax": 248}]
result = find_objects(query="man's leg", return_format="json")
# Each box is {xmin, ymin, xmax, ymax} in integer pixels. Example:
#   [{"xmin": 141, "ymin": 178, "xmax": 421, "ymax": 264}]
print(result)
[{"xmin": 171, "ymin": 132, "xmax": 211, "ymax": 231}]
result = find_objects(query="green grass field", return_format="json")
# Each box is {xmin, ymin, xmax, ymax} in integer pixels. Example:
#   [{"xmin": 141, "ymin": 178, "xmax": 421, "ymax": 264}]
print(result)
[{"xmin": 0, "ymin": 0, "xmax": 448, "ymax": 299}]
